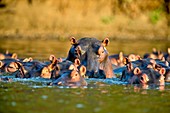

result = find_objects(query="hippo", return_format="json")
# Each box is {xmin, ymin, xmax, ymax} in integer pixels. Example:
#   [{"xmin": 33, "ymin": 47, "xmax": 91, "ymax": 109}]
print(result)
[
  {"xmin": 50, "ymin": 64, "xmax": 87, "ymax": 87},
  {"xmin": 109, "ymin": 52, "xmax": 126, "ymax": 67},
  {"xmin": 41, "ymin": 55, "xmax": 78, "ymax": 79},
  {"xmin": 67, "ymin": 37, "xmax": 115, "ymax": 79},
  {"xmin": 0, "ymin": 51, "xmax": 17, "ymax": 60},
  {"xmin": 120, "ymin": 57, "xmax": 167, "ymax": 86}
]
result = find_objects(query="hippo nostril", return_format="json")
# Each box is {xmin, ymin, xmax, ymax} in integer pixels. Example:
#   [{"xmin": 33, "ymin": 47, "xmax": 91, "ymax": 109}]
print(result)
[
  {"xmin": 75, "ymin": 73, "xmax": 78, "ymax": 77},
  {"xmin": 140, "ymin": 76, "xmax": 144, "ymax": 81}
]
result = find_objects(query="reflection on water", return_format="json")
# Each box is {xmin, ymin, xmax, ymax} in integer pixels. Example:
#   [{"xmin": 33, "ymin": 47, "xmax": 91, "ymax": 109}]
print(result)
[
  {"xmin": 0, "ymin": 80, "xmax": 170, "ymax": 113},
  {"xmin": 0, "ymin": 39, "xmax": 170, "ymax": 60},
  {"xmin": 0, "ymin": 39, "xmax": 71, "ymax": 60},
  {"xmin": 0, "ymin": 38, "xmax": 170, "ymax": 113}
]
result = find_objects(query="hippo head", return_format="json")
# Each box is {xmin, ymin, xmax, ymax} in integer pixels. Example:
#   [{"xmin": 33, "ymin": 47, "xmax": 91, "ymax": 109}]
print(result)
[
  {"xmin": 51, "ymin": 65, "xmax": 87, "ymax": 87},
  {"xmin": 97, "ymin": 38, "xmax": 109, "ymax": 63},
  {"xmin": 40, "ymin": 66, "xmax": 52, "ymax": 79},
  {"xmin": 129, "ymin": 67, "xmax": 166, "ymax": 86},
  {"xmin": 67, "ymin": 37, "xmax": 110, "ymax": 62},
  {"xmin": 5, "ymin": 61, "xmax": 27, "ymax": 78},
  {"xmin": 66, "ymin": 37, "xmax": 83, "ymax": 62},
  {"xmin": 41, "ymin": 55, "xmax": 60, "ymax": 79},
  {"xmin": 6, "ymin": 61, "xmax": 19, "ymax": 73}
]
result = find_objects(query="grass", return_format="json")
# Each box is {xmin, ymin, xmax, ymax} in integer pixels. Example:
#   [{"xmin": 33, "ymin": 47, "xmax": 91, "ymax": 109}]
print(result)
[{"xmin": 0, "ymin": 0, "xmax": 169, "ymax": 40}]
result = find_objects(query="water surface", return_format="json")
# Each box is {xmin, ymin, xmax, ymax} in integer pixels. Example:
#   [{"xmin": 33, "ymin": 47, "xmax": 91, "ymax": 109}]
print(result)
[{"xmin": 0, "ymin": 38, "xmax": 170, "ymax": 113}]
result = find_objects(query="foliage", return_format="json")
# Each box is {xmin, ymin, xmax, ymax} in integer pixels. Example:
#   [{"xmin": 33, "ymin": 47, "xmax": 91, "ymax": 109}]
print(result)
[
  {"xmin": 101, "ymin": 16, "xmax": 114, "ymax": 25},
  {"xmin": 149, "ymin": 7, "xmax": 163, "ymax": 24},
  {"xmin": 0, "ymin": 0, "xmax": 169, "ymax": 39}
]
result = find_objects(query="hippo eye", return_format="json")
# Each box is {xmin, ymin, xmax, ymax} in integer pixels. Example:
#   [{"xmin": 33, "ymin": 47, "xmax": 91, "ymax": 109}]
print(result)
[{"xmin": 140, "ymin": 76, "xmax": 144, "ymax": 81}]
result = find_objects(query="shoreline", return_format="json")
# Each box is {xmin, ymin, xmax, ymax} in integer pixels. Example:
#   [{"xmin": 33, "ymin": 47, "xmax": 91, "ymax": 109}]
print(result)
[{"xmin": 0, "ymin": 31, "xmax": 169, "ymax": 41}]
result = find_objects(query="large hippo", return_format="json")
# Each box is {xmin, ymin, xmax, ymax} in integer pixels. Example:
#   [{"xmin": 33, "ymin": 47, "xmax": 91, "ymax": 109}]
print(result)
[{"xmin": 67, "ymin": 37, "xmax": 115, "ymax": 79}]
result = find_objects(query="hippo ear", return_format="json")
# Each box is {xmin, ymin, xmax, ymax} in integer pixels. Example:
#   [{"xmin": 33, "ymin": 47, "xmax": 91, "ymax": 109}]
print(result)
[
  {"xmin": 128, "ymin": 54, "xmax": 136, "ymax": 62},
  {"xmin": 165, "ymin": 61, "xmax": 169, "ymax": 67},
  {"xmin": 29, "ymin": 57, "xmax": 33, "ymax": 62},
  {"xmin": 161, "ymin": 57, "xmax": 165, "ymax": 61},
  {"xmin": 23, "ymin": 57, "xmax": 33, "ymax": 62},
  {"xmin": 0, "ymin": 53, "xmax": 5, "ymax": 60},
  {"xmin": 102, "ymin": 37, "xmax": 109, "ymax": 47},
  {"xmin": 6, "ymin": 50, "xmax": 9, "ymax": 54},
  {"xmin": 49, "ymin": 55, "xmax": 57, "ymax": 63},
  {"xmin": 69, "ymin": 64, "xmax": 75, "ymax": 70},
  {"xmin": 123, "ymin": 57, "xmax": 128, "ymax": 65},
  {"xmin": 168, "ymin": 48, "xmax": 170, "ymax": 54},
  {"xmin": 152, "ymin": 48, "xmax": 157, "ymax": 53},
  {"xmin": 80, "ymin": 65, "xmax": 86, "ymax": 77},
  {"xmin": 74, "ymin": 58, "xmax": 81, "ymax": 67},
  {"xmin": 133, "ymin": 67, "xmax": 141, "ymax": 75},
  {"xmin": 0, "ymin": 61, "xmax": 4, "ymax": 68},
  {"xmin": 12, "ymin": 53, "xmax": 17, "ymax": 59},
  {"xmin": 159, "ymin": 68, "xmax": 166, "ymax": 75},
  {"xmin": 70, "ymin": 36, "xmax": 77, "ymax": 45},
  {"xmin": 119, "ymin": 52, "xmax": 124, "ymax": 62},
  {"xmin": 135, "ymin": 55, "xmax": 141, "ymax": 60}
]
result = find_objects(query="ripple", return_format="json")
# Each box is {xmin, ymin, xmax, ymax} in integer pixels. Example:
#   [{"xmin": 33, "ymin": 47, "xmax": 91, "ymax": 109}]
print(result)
[
  {"xmin": 11, "ymin": 101, "xmax": 16, "ymax": 106},
  {"xmin": 76, "ymin": 103, "xmax": 84, "ymax": 108},
  {"xmin": 94, "ymin": 107, "xmax": 101, "ymax": 112},
  {"xmin": 41, "ymin": 95, "xmax": 48, "ymax": 100}
]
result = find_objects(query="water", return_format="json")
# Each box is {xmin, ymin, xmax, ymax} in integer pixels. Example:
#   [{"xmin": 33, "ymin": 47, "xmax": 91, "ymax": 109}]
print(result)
[
  {"xmin": 0, "ymin": 38, "xmax": 170, "ymax": 113},
  {"xmin": 0, "ymin": 39, "xmax": 169, "ymax": 60}
]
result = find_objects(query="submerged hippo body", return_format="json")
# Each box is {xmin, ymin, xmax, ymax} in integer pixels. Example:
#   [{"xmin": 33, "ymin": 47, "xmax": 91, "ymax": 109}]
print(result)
[{"xmin": 67, "ymin": 37, "xmax": 115, "ymax": 79}]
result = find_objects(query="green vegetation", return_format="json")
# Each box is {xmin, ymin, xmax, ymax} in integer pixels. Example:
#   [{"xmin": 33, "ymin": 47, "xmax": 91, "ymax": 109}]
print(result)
[
  {"xmin": 101, "ymin": 16, "xmax": 114, "ymax": 24},
  {"xmin": 149, "ymin": 7, "xmax": 163, "ymax": 24}
]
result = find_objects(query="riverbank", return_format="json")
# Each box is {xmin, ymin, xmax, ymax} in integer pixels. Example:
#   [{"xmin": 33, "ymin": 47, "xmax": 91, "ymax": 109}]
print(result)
[
  {"xmin": 0, "ymin": 29, "xmax": 169, "ymax": 41},
  {"xmin": 0, "ymin": 0, "xmax": 169, "ymax": 40}
]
